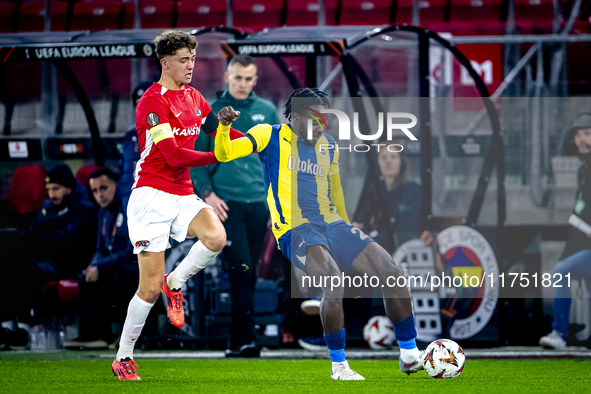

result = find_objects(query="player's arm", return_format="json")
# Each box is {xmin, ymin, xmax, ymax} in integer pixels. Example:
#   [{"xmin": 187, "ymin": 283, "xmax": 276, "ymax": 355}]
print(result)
[
  {"xmin": 151, "ymin": 124, "xmax": 219, "ymax": 167},
  {"xmin": 141, "ymin": 96, "xmax": 218, "ymax": 167},
  {"xmin": 329, "ymin": 149, "xmax": 350, "ymax": 223},
  {"xmin": 214, "ymin": 107, "xmax": 270, "ymax": 162},
  {"xmin": 201, "ymin": 111, "xmax": 245, "ymax": 139}
]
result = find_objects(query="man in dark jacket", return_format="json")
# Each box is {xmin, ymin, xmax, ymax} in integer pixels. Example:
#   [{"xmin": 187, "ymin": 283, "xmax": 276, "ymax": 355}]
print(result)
[
  {"xmin": 2, "ymin": 165, "xmax": 96, "ymax": 333},
  {"xmin": 191, "ymin": 55, "xmax": 279, "ymax": 357},
  {"xmin": 118, "ymin": 81, "xmax": 150, "ymax": 206},
  {"xmin": 539, "ymin": 113, "xmax": 591, "ymax": 349},
  {"xmin": 64, "ymin": 168, "xmax": 145, "ymax": 349}
]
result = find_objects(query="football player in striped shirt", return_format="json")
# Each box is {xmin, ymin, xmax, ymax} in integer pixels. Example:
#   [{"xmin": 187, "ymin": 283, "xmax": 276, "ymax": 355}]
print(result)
[{"xmin": 214, "ymin": 88, "xmax": 424, "ymax": 380}]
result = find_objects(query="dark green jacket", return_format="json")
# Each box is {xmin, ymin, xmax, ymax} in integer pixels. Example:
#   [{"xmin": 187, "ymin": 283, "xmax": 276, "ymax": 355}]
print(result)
[{"xmin": 191, "ymin": 90, "xmax": 280, "ymax": 203}]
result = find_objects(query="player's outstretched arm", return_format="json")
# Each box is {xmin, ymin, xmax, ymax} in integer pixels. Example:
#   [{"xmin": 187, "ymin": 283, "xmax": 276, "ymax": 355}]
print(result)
[
  {"xmin": 214, "ymin": 106, "xmax": 256, "ymax": 162},
  {"xmin": 151, "ymin": 123, "xmax": 219, "ymax": 167}
]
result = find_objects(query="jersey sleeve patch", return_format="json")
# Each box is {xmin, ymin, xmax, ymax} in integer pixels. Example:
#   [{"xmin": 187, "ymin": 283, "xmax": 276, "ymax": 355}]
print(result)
[
  {"xmin": 150, "ymin": 123, "xmax": 174, "ymax": 143},
  {"xmin": 146, "ymin": 112, "xmax": 160, "ymax": 127}
]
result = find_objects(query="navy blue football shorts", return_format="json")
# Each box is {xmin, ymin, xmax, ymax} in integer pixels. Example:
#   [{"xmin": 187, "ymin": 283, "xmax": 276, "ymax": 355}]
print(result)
[{"xmin": 278, "ymin": 220, "xmax": 374, "ymax": 273}]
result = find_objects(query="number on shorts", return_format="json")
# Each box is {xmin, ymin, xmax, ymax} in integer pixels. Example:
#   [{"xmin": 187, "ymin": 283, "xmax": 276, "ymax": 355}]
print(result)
[{"xmin": 351, "ymin": 227, "xmax": 369, "ymax": 240}]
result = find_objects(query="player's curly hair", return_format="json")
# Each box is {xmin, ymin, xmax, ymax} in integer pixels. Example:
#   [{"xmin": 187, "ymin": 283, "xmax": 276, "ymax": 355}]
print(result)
[
  {"xmin": 283, "ymin": 88, "xmax": 330, "ymax": 121},
  {"xmin": 154, "ymin": 30, "xmax": 198, "ymax": 60}
]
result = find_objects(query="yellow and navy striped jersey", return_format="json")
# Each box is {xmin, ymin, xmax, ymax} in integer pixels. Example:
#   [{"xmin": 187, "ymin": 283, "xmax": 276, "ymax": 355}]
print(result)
[{"xmin": 246, "ymin": 123, "xmax": 349, "ymax": 244}]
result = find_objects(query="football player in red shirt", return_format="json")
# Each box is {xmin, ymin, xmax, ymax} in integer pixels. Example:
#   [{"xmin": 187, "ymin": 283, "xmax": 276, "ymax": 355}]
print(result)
[{"xmin": 112, "ymin": 30, "xmax": 242, "ymax": 380}]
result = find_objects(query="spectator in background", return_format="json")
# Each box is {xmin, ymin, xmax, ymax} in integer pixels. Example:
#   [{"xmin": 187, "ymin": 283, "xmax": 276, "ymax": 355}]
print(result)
[
  {"xmin": 191, "ymin": 54, "xmax": 279, "ymax": 358},
  {"xmin": 0, "ymin": 165, "xmax": 96, "ymax": 344},
  {"xmin": 539, "ymin": 114, "xmax": 591, "ymax": 350},
  {"xmin": 353, "ymin": 147, "xmax": 422, "ymax": 253},
  {"xmin": 118, "ymin": 82, "xmax": 151, "ymax": 205},
  {"xmin": 64, "ymin": 168, "xmax": 145, "ymax": 349}
]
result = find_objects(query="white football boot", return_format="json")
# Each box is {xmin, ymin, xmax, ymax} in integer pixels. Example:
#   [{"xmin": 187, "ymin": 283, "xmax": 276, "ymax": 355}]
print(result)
[
  {"xmin": 539, "ymin": 330, "xmax": 566, "ymax": 350},
  {"xmin": 399, "ymin": 350, "xmax": 425, "ymax": 375},
  {"xmin": 330, "ymin": 361, "xmax": 365, "ymax": 380}
]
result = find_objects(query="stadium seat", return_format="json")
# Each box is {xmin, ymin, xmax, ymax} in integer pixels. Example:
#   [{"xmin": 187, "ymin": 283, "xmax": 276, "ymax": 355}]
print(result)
[
  {"xmin": 106, "ymin": 59, "xmax": 131, "ymax": 95},
  {"xmin": 140, "ymin": 0, "xmax": 175, "ymax": 29},
  {"xmin": 514, "ymin": 0, "xmax": 554, "ymax": 32},
  {"xmin": 339, "ymin": 0, "xmax": 393, "ymax": 25},
  {"xmin": 7, "ymin": 165, "xmax": 48, "ymax": 217},
  {"xmin": 233, "ymin": 0, "xmax": 284, "ymax": 33},
  {"xmin": 121, "ymin": 0, "xmax": 134, "ymax": 28},
  {"xmin": 446, "ymin": 0, "xmax": 505, "ymax": 33},
  {"xmin": 57, "ymin": 279, "xmax": 80, "ymax": 301},
  {"xmin": 76, "ymin": 165, "xmax": 102, "ymax": 187},
  {"xmin": 176, "ymin": 0, "xmax": 226, "ymax": 28},
  {"xmin": 71, "ymin": 0, "xmax": 123, "ymax": 31},
  {"xmin": 0, "ymin": 1, "xmax": 16, "ymax": 33},
  {"xmin": 284, "ymin": 0, "xmax": 337, "ymax": 26},
  {"xmin": 395, "ymin": 0, "xmax": 447, "ymax": 27},
  {"xmin": 17, "ymin": 0, "xmax": 69, "ymax": 32},
  {"xmin": 6, "ymin": 165, "xmax": 47, "ymax": 229}
]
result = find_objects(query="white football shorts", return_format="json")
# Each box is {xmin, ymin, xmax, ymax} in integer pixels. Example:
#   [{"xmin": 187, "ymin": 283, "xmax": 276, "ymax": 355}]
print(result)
[{"xmin": 127, "ymin": 186, "xmax": 214, "ymax": 254}]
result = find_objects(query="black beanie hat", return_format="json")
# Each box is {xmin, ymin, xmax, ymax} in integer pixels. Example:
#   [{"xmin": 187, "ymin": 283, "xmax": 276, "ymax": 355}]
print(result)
[
  {"xmin": 132, "ymin": 81, "xmax": 153, "ymax": 104},
  {"xmin": 45, "ymin": 165, "xmax": 76, "ymax": 190}
]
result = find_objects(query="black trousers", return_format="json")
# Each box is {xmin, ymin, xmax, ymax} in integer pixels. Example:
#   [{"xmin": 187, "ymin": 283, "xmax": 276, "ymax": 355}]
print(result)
[{"xmin": 222, "ymin": 200, "xmax": 269, "ymax": 349}]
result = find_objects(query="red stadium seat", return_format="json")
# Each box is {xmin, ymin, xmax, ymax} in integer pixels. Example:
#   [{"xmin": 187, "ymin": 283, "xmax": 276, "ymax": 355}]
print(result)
[
  {"xmin": 106, "ymin": 59, "xmax": 131, "ymax": 95},
  {"xmin": 514, "ymin": 0, "xmax": 554, "ymax": 31},
  {"xmin": 446, "ymin": 0, "xmax": 505, "ymax": 33},
  {"xmin": 339, "ymin": 0, "xmax": 393, "ymax": 26},
  {"xmin": 57, "ymin": 279, "xmax": 80, "ymax": 301},
  {"xmin": 140, "ymin": 0, "xmax": 175, "ymax": 29},
  {"xmin": 8, "ymin": 166, "xmax": 48, "ymax": 216},
  {"xmin": 177, "ymin": 0, "xmax": 226, "ymax": 28},
  {"xmin": 395, "ymin": 0, "xmax": 447, "ymax": 26},
  {"xmin": 71, "ymin": 1, "xmax": 123, "ymax": 31},
  {"xmin": 285, "ymin": 0, "xmax": 337, "ymax": 26},
  {"xmin": 76, "ymin": 165, "xmax": 102, "ymax": 187},
  {"xmin": 0, "ymin": 1, "xmax": 16, "ymax": 33},
  {"xmin": 121, "ymin": 0, "xmax": 134, "ymax": 29},
  {"xmin": 17, "ymin": 0, "xmax": 69, "ymax": 32},
  {"xmin": 233, "ymin": 0, "xmax": 284, "ymax": 33},
  {"xmin": 57, "ymin": 60, "xmax": 103, "ymax": 99}
]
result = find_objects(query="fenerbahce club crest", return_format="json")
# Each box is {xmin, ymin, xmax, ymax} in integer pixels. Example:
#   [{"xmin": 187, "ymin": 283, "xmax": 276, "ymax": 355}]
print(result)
[{"xmin": 394, "ymin": 226, "xmax": 499, "ymax": 341}]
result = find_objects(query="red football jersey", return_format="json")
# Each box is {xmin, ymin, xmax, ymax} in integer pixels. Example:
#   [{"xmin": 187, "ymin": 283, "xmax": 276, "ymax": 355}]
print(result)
[{"xmin": 133, "ymin": 83, "xmax": 212, "ymax": 196}]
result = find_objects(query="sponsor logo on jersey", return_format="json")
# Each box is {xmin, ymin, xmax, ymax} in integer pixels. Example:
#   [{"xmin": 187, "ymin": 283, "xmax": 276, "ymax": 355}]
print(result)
[
  {"xmin": 251, "ymin": 114, "xmax": 265, "ymax": 122},
  {"xmin": 195, "ymin": 109, "xmax": 201, "ymax": 116},
  {"xmin": 287, "ymin": 155, "xmax": 325, "ymax": 179},
  {"xmin": 146, "ymin": 112, "xmax": 159, "ymax": 127},
  {"xmin": 135, "ymin": 240, "xmax": 150, "ymax": 248},
  {"xmin": 172, "ymin": 126, "xmax": 201, "ymax": 137}
]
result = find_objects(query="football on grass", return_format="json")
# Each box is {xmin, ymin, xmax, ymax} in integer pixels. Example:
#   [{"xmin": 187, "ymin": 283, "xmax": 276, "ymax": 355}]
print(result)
[
  {"xmin": 423, "ymin": 339, "xmax": 466, "ymax": 379},
  {"xmin": 363, "ymin": 316, "xmax": 396, "ymax": 350}
]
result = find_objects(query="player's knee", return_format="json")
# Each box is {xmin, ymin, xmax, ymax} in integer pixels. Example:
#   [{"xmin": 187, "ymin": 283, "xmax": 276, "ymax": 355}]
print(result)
[
  {"xmin": 137, "ymin": 287, "xmax": 161, "ymax": 304},
  {"xmin": 390, "ymin": 263, "xmax": 405, "ymax": 279},
  {"xmin": 201, "ymin": 227, "xmax": 226, "ymax": 253}
]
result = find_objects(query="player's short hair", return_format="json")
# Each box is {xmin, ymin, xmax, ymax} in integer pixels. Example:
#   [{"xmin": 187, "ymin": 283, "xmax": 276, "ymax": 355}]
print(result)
[
  {"xmin": 154, "ymin": 30, "xmax": 198, "ymax": 60},
  {"xmin": 228, "ymin": 54, "xmax": 255, "ymax": 69},
  {"xmin": 89, "ymin": 167, "xmax": 119, "ymax": 184},
  {"xmin": 283, "ymin": 88, "xmax": 330, "ymax": 121}
]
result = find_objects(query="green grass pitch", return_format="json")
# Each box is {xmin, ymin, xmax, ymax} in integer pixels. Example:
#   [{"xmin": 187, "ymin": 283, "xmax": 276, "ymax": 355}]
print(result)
[{"xmin": 1, "ymin": 357, "xmax": 590, "ymax": 393}]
